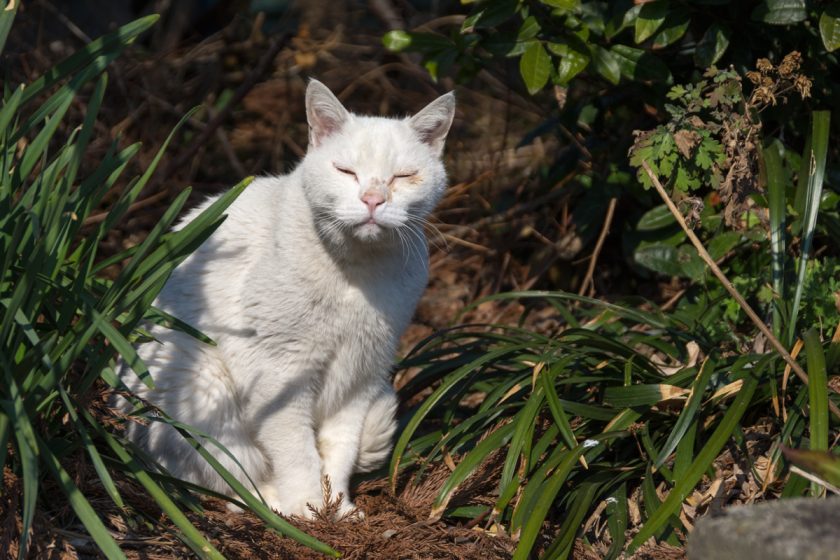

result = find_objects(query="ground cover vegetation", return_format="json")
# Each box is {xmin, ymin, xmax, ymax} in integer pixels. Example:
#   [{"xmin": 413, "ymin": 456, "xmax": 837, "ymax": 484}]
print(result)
[{"xmin": 1, "ymin": 0, "xmax": 839, "ymax": 558}]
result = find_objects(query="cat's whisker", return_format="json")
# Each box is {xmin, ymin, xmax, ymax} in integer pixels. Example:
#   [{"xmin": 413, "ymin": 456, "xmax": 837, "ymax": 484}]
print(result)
[
  {"xmin": 398, "ymin": 223, "xmax": 427, "ymax": 268},
  {"xmin": 406, "ymin": 214, "xmax": 448, "ymax": 253}
]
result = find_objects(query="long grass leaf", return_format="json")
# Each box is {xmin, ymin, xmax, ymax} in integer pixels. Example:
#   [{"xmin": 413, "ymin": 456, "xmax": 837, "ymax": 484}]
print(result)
[
  {"xmin": 654, "ymin": 357, "xmax": 716, "ymax": 468},
  {"xmin": 762, "ymin": 143, "xmax": 786, "ymax": 337},
  {"xmin": 2, "ymin": 374, "xmax": 39, "ymax": 560},
  {"xmin": 804, "ymin": 329, "xmax": 828, "ymax": 496},
  {"xmin": 499, "ymin": 385, "xmax": 543, "ymax": 493},
  {"xmin": 787, "ymin": 111, "xmax": 830, "ymax": 343},
  {"xmin": 0, "ymin": 84, "xmax": 23, "ymax": 137},
  {"xmin": 431, "ymin": 422, "xmax": 516, "ymax": 519},
  {"xmin": 0, "ymin": 0, "xmax": 18, "ymax": 54},
  {"xmin": 38, "ymin": 436, "xmax": 127, "ymax": 559}
]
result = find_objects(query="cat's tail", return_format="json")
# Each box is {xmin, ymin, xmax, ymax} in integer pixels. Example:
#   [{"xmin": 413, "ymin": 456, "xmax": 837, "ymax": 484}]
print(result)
[{"xmin": 356, "ymin": 384, "xmax": 398, "ymax": 473}]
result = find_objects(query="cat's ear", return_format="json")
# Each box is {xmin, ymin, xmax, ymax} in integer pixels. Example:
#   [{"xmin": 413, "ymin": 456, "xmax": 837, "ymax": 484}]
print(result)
[
  {"xmin": 306, "ymin": 79, "xmax": 350, "ymax": 147},
  {"xmin": 408, "ymin": 92, "xmax": 456, "ymax": 154}
]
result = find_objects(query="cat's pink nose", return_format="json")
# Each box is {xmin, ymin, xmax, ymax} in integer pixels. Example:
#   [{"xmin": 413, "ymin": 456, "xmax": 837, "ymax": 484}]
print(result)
[{"xmin": 361, "ymin": 191, "xmax": 385, "ymax": 215}]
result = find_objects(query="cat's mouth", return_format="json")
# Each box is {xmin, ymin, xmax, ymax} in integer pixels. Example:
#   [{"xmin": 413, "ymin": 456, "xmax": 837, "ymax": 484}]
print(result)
[{"xmin": 352, "ymin": 218, "xmax": 390, "ymax": 241}]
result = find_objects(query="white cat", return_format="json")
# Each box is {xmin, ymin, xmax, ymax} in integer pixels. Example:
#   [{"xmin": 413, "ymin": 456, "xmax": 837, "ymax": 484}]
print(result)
[{"xmin": 118, "ymin": 80, "xmax": 455, "ymax": 518}]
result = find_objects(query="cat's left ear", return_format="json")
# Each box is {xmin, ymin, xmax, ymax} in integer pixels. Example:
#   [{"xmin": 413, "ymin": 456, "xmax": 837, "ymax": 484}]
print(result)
[
  {"xmin": 408, "ymin": 92, "xmax": 455, "ymax": 154},
  {"xmin": 306, "ymin": 79, "xmax": 350, "ymax": 147}
]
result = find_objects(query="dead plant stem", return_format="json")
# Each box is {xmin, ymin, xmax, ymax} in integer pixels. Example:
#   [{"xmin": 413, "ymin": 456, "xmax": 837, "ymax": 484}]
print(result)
[
  {"xmin": 640, "ymin": 160, "xmax": 840, "ymax": 420},
  {"xmin": 578, "ymin": 197, "xmax": 617, "ymax": 297}
]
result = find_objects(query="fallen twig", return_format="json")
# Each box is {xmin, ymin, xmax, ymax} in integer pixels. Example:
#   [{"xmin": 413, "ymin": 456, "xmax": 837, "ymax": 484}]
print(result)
[{"xmin": 641, "ymin": 160, "xmax": 840, "ymax": 420}]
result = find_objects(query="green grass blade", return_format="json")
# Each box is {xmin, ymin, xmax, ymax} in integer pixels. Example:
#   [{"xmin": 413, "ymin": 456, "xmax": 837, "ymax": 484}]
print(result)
[
  {"xmin": 2, "ymin": 374, "xmax": 39, "ymax": 560},
  {"xmin": 58, "ymin": 387, "xmax": 124, "ymax": 508},
  {"xmin": 605, "ymin": 483, "xmax": 628, "ymax": 560},
  {"xmin": 91, "ymin": 307, "xmax": 153, "ymax": 388},
  {"xmin": 762, "ymin": 142, "xmax": 786, "ymax": 337},
  {"xmin": 787, "ymin": 111, "xmax": 830, "ymax": 343},
  {"xmin": 654, "ymin": 357, "xmax": 716, "ymax": 468},
  {"xmin": 0, "ymin": 0, "xmax": 18, "ymax": 54},
  {"xmin": 431, "ymin": 422, "xmax": 516, "ymax": 519},
  {"xmin": 804, "ymin": 329, "xmax": 828, "ymax": 490},
  {"xmin": 0, "ymin": 410, "xmax": 9, "ymax": 470},
  {"xmin": 17, "ymin": 88, "xmax": 74, "ymax": 179},
  {"xmin": 540, "ymin": 481, "xmax": 601, "ymax": 560},
  {"xmin": 38, "ymin": 436, "xmax": 127, "ymax": 559},
  {"xmin": 499, "ymin": 385, "xmax": 543, "ymax": 493},
  {"xmin": 0, "ymin": 84, "xmax": 23, "ymax": 137},
  {"xmin": 539, "ymin": 367, "xmax": 578, "ymax": 451}
]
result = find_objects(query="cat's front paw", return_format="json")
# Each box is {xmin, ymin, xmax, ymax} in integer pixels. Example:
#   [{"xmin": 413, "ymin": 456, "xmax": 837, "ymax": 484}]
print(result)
[
  {"xmin": 336, "ymin": 500, "xmax": 364, "ymax": 521},
  {"xmin": 259, "ymin": 485, "xmax": 323, "ymax": 519}
]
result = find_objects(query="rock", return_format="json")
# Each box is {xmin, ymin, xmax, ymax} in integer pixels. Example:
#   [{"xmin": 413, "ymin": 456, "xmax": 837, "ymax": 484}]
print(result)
[{"xmin": 687, "ymin": 497, "xmax": 840, "ymax": 560}]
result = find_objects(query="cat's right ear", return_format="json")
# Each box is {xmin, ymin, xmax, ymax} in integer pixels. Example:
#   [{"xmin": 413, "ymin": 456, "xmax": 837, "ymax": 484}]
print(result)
[
  {"xmin": 306, "ymin": 79, "xmax": 350, "ymax": 148},
  {"xmin": 408, "ymin": 91, "xmax": 456, "ymax": 155}
]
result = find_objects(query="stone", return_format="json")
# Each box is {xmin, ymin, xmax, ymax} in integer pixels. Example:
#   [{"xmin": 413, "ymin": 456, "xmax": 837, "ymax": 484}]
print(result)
[{"xmin": 687, "ymin": 497, "xmax": 840, "ymax": 560}]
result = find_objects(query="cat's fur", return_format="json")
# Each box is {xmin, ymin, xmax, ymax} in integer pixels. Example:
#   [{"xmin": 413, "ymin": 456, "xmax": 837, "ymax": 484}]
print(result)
[{"xmin": 117, "ymin": 80, "xmax": 455, "ymax": 517}]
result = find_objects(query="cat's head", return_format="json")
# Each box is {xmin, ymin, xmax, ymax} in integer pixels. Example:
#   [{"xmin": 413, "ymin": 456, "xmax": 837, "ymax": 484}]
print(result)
[{"xmin": 301, "ymin": 79, "xmax": 455, "ymax": 246}]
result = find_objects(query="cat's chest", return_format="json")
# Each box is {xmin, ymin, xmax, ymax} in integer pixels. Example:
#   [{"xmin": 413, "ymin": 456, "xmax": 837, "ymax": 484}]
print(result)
[{"xmin": 244, "ymin": 261, "xmax": 409, "ymax": 346}]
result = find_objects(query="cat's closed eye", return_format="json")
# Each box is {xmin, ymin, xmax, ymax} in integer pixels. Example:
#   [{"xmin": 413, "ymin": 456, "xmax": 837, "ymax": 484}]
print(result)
[
  {"xmin": 393, "ymin": 172, "xmax": 417, "ymax": 179},
  {"xmin": 333, "ymin": 163, "xmax": 357, "ymax": 179}
]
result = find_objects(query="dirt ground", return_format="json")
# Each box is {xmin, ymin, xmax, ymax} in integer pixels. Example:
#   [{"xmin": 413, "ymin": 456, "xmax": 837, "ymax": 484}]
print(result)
[{"xmin": 2, "ymin": 1, "xmax": 710, "ymax": 558}]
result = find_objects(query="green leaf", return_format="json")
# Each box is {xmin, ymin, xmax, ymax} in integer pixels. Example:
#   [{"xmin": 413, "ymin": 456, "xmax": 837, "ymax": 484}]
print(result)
[
  {"xmin": 634, "ymin": 1, "xmax": 668, "ymax": 44},
  {"xmin": 706, "ymin": 231, "xmax": 740, "ymax": 261},
  {"xmin": 590, "ymin": 45, "xmax": 621, "ymax": 85},
  {"xmin": 751, "ymin": 0, "xmax": 808, "ymax": 25},
  {"xmin": 520, "ymin": 41, "xmax": 552, "ymax": 94},
  {"xmin": 517, "ymin": 16, "xmax": 541, "ymax": 42},
  {"xmin": 549, "ymin": 39, "xmax": 590, "ymax": 85},
  {"xmin": 461, "ymin": 0, "xmax": 518, "ymax": 32},
  {"xmin": 638, "ymin": 205, "xmax": 676, "ymax": 231},
  {"xmin": 694, "ymin": 23, "xmax": 731, "ymax": 68},
  {"xmin": 652, "ymin": 9, "xmax": 691, "ymax": 48},
  {"xmin": 382, "ymin": 30, "xmax": 412, "ymax": 51},
  {"xmin": 611, "ymin": 45, "xmax": 671, "ymax": 83},
  {"xmin": 431, "ymin": 422, "xmax": 516, "ymax": 518},
  {"xmin": 819, "ymin": 3, "xmax": 840, "ymax": 52},
  {"xmin": 634, "ymin": 243, "xmax": 682, "ymax": 277},
  {"xmin": 541, "ymin": 0, "xmax": 579, "ymax": 10}
]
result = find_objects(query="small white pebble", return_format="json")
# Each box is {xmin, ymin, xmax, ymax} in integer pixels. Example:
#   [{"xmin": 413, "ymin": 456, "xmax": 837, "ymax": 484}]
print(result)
[{"xmin": 381, "ymin": 529, "xmax": 397, "ymax": 539}]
